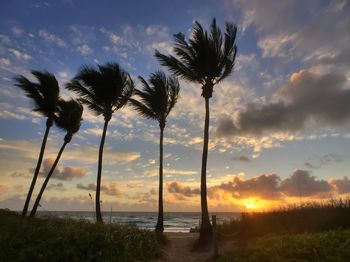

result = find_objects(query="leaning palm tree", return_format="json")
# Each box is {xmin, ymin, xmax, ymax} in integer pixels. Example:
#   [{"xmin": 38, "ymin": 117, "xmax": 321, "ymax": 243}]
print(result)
[
  {"xmin": 30, "ymin": 99, "xmax": 83, "ymax": 217},
  {"xmin": 66, "ymin": 62, "xmax": 134, "ymax": 223},
  {"xmin": 130, "ymin": 71, "xmax": 180, "ymax": 233},
  {"xmin": 155, "ymin": 18, "xmax": 237, "ymax": 240},
  {"xmin": 14, "ymin": 71, "xmax": 60, "ymax": 217}
]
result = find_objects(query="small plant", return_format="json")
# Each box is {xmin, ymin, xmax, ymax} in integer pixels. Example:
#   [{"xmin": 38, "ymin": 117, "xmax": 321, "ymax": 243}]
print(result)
[{"xmin": 217, "ymin": 198, "xmax": 350, "ymax": 240}]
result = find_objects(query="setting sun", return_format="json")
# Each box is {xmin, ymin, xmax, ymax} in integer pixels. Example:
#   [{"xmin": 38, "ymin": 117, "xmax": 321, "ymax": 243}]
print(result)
[{"xmin": 244, "ymin": 199, "xmax": 258, "ymax": 210}]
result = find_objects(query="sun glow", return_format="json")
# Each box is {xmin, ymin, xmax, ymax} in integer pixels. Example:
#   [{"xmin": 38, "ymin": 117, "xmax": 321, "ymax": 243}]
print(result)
[{"xmin": 244, "ymin": 199, "xmax": 258, "ymax": 210}]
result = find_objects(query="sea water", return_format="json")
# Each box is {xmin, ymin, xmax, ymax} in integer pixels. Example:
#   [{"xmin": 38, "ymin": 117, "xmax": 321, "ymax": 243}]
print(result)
[{"xmin": 35, "ymin": 211, "xmax": 240, "ymax": 232}]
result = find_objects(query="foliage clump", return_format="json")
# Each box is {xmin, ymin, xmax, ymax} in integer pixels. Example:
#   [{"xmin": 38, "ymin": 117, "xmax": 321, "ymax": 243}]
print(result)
[{"xmin": 0, "ymin": 209, "xmax": 162, "ymax": 262}]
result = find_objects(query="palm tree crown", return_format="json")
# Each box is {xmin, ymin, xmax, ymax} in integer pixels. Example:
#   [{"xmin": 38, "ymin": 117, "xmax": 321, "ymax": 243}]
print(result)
[
  {"xmin": 130, "ymin": 71, "xmax": 180, "ymax": 232},
  {"xmin": 65, "ymin": 62, "xmax": 134, "ymax": 223},
  {"xmin": 131, "ymin": 71, "xmax": 180, "ymax": 128},
  {"xmin": 155, "ymin": 18, "xmax": 237, "ymax": 241},
  {"xmin": 65, "ymin": 62, "xmax": 134, "ymax": 121},
  {"xmin": 55, "ymin": 99, "xmax": 84, "ymax": 142},
  {"xmin": 14, "ymin": 71, "xmax": 60, "ymax": 120},
  {"xmin": 155, "ymin": 18, "xmax": 237, "ymax": 98},
  {"xmin": 29, "ymin": 98, "xmax": 83, "ymax": 217},
  {"xmin": 14, "ymin": 70, "xmax": 60, "ymax": 217}
]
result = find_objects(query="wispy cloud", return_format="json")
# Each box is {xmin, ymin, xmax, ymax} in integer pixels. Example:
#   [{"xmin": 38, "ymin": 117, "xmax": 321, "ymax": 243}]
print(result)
[{"xmin": 38, "ymin": 29, "xmax": 67, "ymax": 47}]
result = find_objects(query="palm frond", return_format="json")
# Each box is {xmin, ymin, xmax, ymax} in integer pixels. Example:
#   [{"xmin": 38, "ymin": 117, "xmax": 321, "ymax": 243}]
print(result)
[
  {"xmin": 14, "ymin": 71, "xmax": 60, "ymax": 118},
  {"xmin": 65, "ymin": 62, "xmax": 135, "ymax": 120},
  {"xmin": 54, "ymin": 99, "xmax": 83, "ymax": 136},
  {"xmin": 131, "ymin": 71, "xmax": 180, "ymax": 126},
  {"xmin": 129, "ymin": 98, "xmax": 157, "ymax": 120},
  {"xmin": 155, "ymin": 18, "xmax": 237, "ymax": 92}
]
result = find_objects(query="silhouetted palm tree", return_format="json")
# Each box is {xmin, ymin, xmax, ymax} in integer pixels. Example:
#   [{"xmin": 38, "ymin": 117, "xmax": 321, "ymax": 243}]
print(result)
[
  {"xmin": 66, "ymin": 62, "xmax": 134, "ymax": 223},
  {"xmin": 30, "ymin": 99, "xmax": 83, "ymax": 217},
  {"xmin": 130, "ymin": 71, "xmax": 180, "ymax": 233},
  {"xmin": 155, "ymin": 18, "xmax": 237, "ymax": 240},
  {"xmin": 14, "ymin": 71, "xmax": 60, "ymax": 217}
]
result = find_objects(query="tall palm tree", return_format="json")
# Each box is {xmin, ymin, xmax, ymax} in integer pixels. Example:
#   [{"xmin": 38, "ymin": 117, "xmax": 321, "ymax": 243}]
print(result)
[
  {"xmin": 66, "ymin": 62, "xmax": 134, "ymax": 223},
  {"xmin": 30, "ymin": 99, "xmax": 83, "ymax": 217},
  {"xmin": 130, "ymin": 71, "xmax": 180, "ymax": 233},
  {"xmin": 14, "ymin": 71, "xmax": 60, "ymax": 217},
  {"xmin": 155, "ymin": 18, "xmax": 237, "ymax": 240}
]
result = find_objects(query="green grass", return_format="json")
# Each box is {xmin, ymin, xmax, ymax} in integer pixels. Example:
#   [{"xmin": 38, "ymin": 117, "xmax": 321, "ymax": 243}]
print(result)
[
  {"xmin": 0, "ymin": 209, "xmax": 162, "ymax": 262},
  {"xmin": 217, "ymin": 229, "xmax": 350, "ymax": 262},
  {"xmin": 217, "ymin": 199, "xmax": 350, "ymax": 240}
]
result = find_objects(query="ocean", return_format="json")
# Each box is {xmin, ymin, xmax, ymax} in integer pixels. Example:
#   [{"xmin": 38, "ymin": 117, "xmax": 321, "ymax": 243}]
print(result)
[{"xmin": 36, "ymin": 211, "xmax": 241, "ymax": 232}]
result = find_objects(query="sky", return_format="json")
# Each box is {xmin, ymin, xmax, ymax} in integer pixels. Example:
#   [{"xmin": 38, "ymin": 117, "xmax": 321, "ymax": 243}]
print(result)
[{"xmin": 0, "ymin": 0, "xmax": 349, "ymax": 212}]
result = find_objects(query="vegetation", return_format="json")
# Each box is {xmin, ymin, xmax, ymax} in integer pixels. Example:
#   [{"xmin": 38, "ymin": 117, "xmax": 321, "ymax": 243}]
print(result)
[
  {"xmin": 217, "ymin": 199, "xmax": 350, "ymax": 240},
  {"xmin": 130, "ymin": 71, "xmax": 180, "ymax": 232},
  {"xmin": 14, "ymin": 71, "xmax": 60, "ymax": 217},
  {"xmin": 217, "ymin": 229, "xmax": 350, "ymax": 262},
  {"xmin": 0, "ymin": 209, "xmax": 162, "ymax": 262},
  {"xmin": 30, "ymin": 99, "xmax": 83, "ymax": 217},
  {"xmin": 66, "ymin": 62, "xmax": 134, "ymax": 223},
  {"xmin": 155, "ymin": 18, "xmax": 237, "ymax": 241}
]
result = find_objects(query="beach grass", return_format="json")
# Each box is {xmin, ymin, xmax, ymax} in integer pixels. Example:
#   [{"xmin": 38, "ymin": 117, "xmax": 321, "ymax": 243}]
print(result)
[
  {"xmin": 217, "ymin": 228, "xmax": 350, "ymax": 261},
  {"xmin": 0, "ymin": 209, "xmax": 162, "ymax": 262},
  {"xmin": 217, "ymin": 199, "xmax": 350, "ymax": 240}
]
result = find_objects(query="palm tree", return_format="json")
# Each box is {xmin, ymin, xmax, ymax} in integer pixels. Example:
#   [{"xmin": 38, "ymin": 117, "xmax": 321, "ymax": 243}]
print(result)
[
  {"xmin": 130, "ymin": 71, "xmax": 180, "ymax": 233},
  {"xmin": 14, "ymin": 71, "xmax": 60, "ymax": 217},
  {"xmin": 66, "ymin": 62, "xmax": 134, "ymax": 223},
  {"xmin": 155, "ymin": 18, "xmax": 237, "ymax": 241},
  {"xmin": 30, "ymin": 99, "xmax": 83, "ymax": 217}
]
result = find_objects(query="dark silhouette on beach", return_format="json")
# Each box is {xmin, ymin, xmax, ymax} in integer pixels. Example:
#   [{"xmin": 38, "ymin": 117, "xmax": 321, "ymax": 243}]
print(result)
[
  {"xmin": 66, "ymin": 62, "xmax": 134, "ymax": 223},
  {"xmin": 14, "ymin": 71, "xmax": 60, "ymax": 217},
  {"xmin": 155, "ymin": 18, "xmax": 237, "ymax": 242},
  {"xmin": 130, "ymin": 71, "xmax": 180, "ymax": 232},
  {"xmin": 30, "ymin": 99, "xmax": 83, "ymax": 217}
]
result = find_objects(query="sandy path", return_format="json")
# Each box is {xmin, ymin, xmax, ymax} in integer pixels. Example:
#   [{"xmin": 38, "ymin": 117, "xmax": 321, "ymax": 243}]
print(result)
[{"xmin": 155, "ymin": 232, "xmax": 231, "ymax": 262}]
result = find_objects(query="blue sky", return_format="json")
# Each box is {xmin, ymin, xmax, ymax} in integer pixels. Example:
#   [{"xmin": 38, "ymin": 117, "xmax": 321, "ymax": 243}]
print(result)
[{"xmin": 0, "ymin": 0, "xmax": 349, "ymax": 211}]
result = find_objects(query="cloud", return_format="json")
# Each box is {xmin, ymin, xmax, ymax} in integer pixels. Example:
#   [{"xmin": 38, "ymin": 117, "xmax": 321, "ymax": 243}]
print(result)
[
  {"xmin": 0, "ymin": 139, "xmax": 140, "ymax": 166},
  {"xmin": 258, "ymin": 33, "xmax": 296, "ymax": 58},
  {"xmin": 231, "ymin": 0, "xmax": 315, "ymax": 32},
  {"xmin": 217, "ymin": 70, "xmax": 350, "ymax": 136},
  {"xmin": 38, "ymin": 29, "xmax": 67, "ymax": 47},
  {"xmin": 60, "ymin": 144, "xmax": 140, "ymax": 165},
  {"xmin": 8, "ymin": 48, "xmax": 31, "ymax": 60},
  {"xmin": 305, "ymin": 153, "xmax": 345, "ymax": 169},
  {"xmin": 320, "ymin": 153, "xmax": 344, "ymax": 165},
  {"xmin": 39, "ymin": 158, "xmax": 86, "ymax": 181},
  {"xmin": 145, "ymin": 24, "xmax": 169, "ymax": 37},
  {"xmin": 0, "ymin": 58, "xmax": 11, "ymax": 65},
  {"xmin": 166, "ymin": 181, "xmax": 200, "ymax": 197},
  {"xmin": 164, "ymin": 168, "xmax": 198, "ymax": 176},
  {"xmin": 99, "ymin": 27, "xmax": 124, "ymax": 45},
  {"xmin": 217, "ymin": 174, "xmax": 282, "ymax": 199},
  {"xmin": 10, "ymin": 172, "xmax": 30, "ymax": 178},
  {"xmin": 304, "ymin": 162, "xmax": 318, "ymax": 169},
  {"xmin": 76, "ymin": 44, "xmax": 92, "ymax": 55},
  {"xmin": 69, "ymin": 24, "xmax": 95, "ymax": 46},
  {"xmin": 12, "ymin": 27, "xmax": 24, "ymax": 37},
  {"xmin": 330, "ymin": 177, "xmax": 350, "ymax": 194},
  {"xmin": 46, "ymin": 182, "xmax": 66, "ymax": 191},
  {"xmin": 232, "ymin": 156, "xmax": 251, "ymax": 162},
  {"xmin": 84, "ymin": 127, "xmax": 109, "ymax": 136},
  {"xmin": 13, "ymin": 185, "xmax": 24, "ymax": 193},
  {"xmin": 280, "ymin": 170, "xmax": 332, "ymax": 197},
  {"xmin": 0, "ymin": 185, "xmax": 7, "ymax": 194},
  {"xmin": 77, "ymin": 182, "xmax": 122, "ymax": 196}
]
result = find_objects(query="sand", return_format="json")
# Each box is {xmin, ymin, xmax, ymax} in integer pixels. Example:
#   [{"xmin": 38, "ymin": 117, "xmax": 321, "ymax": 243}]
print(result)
[{"xmin": 155, "ymin": 232, "xmax": 234, "ymax": 262}]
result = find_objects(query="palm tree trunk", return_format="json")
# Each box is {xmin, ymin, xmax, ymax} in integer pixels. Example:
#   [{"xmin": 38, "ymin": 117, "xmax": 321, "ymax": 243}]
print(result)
[
  {"xmin": 30, "ymin": 141, "xmax": 68, "ymax": 217},
  {"xmin": 156, "ymin": 127, "xmax": 164, "ymax": 232},
  {"xmin": 96, "ymin": 119, "xmax": 109, "ymax": 223},
  {"xmin": 200, "ymin": 97, "xmax": 213, "ymax": 241},
  {"xmin": 22, "ymin": 118, "xmax": 52, "ymax": 217}
]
